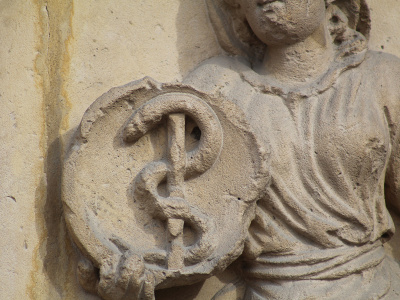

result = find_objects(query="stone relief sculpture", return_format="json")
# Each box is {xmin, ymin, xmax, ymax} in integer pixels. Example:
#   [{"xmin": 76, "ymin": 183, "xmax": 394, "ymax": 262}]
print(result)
[
  {"xmin": 62, "ymin": 81, "xmax": 269, "ymax": 299},
  {"xmin": 62, "ymin": 0, "xmax": 400, "ymax": 299}
]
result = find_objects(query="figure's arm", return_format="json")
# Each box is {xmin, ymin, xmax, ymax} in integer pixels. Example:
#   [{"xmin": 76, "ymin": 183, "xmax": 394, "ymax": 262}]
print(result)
[
  {"xmin": 384, "ymin": 123, "xmax": 400, "ymax": 215},
  {"xmin": 381, "ymin": 54, "xmax": 400, "ymax": 215},
  {"xmin": 385, "ymin": 126, "xmax": 400, "ymax": 215}
]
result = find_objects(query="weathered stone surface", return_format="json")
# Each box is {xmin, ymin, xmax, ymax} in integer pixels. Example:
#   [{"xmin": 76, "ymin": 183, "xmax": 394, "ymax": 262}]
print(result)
[
  {"xmin": 0, "ymin": 2, "xmax": 44, "ymax": 299},
  {"xmin": 63, "ymin": 0, "xmax": 400, "ymax": 299},
  {"xmin": 1, "ymin": 0, "xmax": 400, "ymax": 299},
  {"xmin": 62, "ymin": 78, "xmax": 269, "ymax": 299}
]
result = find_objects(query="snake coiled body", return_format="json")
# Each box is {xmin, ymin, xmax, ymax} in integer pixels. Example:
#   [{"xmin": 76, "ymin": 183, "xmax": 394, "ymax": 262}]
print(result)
[{"xmin": 123, "ymin": 92, "xmax": 223, "ymax": 266}]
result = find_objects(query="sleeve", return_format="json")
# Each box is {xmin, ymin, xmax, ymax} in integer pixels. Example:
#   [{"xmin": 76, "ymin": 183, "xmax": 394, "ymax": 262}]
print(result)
[
  {"xmin": 385, "ymin": 119, "xmax": 400, "ymax": 215},
  {"xmin": 380, "ymin": 53, "xmax": 400, "ymax": 215}
]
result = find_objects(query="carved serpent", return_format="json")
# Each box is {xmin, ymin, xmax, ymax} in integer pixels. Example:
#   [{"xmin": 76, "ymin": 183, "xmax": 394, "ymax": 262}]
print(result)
[{"xmin": 123, "ymin": 92, "xmax": 223, "ymax": 268}]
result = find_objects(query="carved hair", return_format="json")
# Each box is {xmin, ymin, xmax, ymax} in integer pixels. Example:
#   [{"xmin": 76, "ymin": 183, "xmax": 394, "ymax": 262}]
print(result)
[{"xmin": 206, "ymin": 0, "xmax": 371, "ymax": 62}]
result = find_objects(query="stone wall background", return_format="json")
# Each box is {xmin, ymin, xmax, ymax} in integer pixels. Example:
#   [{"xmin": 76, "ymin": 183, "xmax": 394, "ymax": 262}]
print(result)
[{"xmin": 1, "ymin": 0, "xmax": 399, "ymax": 299}]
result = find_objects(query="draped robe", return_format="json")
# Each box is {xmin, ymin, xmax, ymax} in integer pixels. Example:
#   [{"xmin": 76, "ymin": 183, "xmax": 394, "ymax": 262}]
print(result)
[{"xmin": 184, "ymin": 49, "xmax": 400, "ymax": 299}]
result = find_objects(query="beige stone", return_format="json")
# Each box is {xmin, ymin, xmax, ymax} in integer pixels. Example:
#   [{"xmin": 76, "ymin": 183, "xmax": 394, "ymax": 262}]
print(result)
[
  {"xmin": 0, "ymin": 2, "xmax": 44, "ymax": 299},
  {"xmin": 2, "ymin": 0, "xmax": 400, "ymax": 299},
  {"xmin": 62, "ymin": 78, "xmax": 269, "ymax": 299},
  {"xmin": 64, "ymin": 0, "xmax": 220, "ymax": 147}
]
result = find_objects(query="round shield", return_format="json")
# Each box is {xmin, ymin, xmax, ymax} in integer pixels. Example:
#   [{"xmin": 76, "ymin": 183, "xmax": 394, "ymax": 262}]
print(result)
[{"xmin": 62, "ymin": 77, "xmax": 269, "ymax": 295}]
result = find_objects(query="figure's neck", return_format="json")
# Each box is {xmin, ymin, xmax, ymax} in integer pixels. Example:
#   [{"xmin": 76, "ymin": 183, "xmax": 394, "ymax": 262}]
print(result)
[{"xmin": 256, "ymin": 23, "xmax": 334, "ymax": 85}]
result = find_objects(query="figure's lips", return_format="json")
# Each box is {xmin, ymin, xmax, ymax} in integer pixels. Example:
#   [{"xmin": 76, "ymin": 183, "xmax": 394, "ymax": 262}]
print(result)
[{"xmin": 257, "ymin": 0, "xmax": 282, "ymax": 15}]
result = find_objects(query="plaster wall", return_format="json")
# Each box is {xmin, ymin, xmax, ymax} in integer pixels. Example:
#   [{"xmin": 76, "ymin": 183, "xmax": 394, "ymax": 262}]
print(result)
[{"xmin": 0, "ymin": 0, "xmax": 399, "ymax": 299}]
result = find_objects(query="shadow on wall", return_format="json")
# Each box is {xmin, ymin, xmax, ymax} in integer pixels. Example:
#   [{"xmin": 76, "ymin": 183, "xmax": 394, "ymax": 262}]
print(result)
[
  {"xmin": 174, "ymin": 0, "xmax": 221, "ymax": 78},
  {"xmin": 33, "ymin": 127, "xmax": 95, "ymax": 299},
  {"xmin": 32, "ymin": 133, "xmax": 66, "ymax": 297},
  {"xmin": 43, "ymin": 134, "xmax": 65, "ymax": 294}
]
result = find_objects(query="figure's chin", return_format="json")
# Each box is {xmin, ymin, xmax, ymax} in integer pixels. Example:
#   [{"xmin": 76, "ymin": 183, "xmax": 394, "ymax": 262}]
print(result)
[
  {"xmin": 257, "ymin": 29, "xmax": 303, "ymax": 47},
  {"xmin": 260, "ymin": 21, "xmax": 324, "ymax": 47}
]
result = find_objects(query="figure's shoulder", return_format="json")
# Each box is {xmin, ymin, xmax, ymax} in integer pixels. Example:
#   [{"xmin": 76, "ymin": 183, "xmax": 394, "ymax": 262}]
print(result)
[
  {"xmin": 359, "ymin": 50, "xmax": 400, "ymax": 96},
  {"xmin": 186, "ymin": 55, "xmax": 250, "ymax": 77},
  {"xmin": 183, "ymin": 55, "xmax": 251, "ymax": 94},
  {"xmin": 362, "ymin": 50, "xmax": 400, "ymax": 119},
  {"xmin": 362, "ymin": 50, "xmax": 400, "ymax": 73}
]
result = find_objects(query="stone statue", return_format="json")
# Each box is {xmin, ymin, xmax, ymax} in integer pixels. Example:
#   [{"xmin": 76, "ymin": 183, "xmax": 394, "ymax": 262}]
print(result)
[{"xmin": 62, "ymin": 0, "xmax": 400, "ymax": 299}]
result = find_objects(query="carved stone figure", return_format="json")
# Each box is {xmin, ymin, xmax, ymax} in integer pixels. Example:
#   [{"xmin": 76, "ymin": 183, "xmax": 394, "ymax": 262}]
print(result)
[{"xmin": 62, "ymin": 0, "xmax": 400, "ymax": 299}]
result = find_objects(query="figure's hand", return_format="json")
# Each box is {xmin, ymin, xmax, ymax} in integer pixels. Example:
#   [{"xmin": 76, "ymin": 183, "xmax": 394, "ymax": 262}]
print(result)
[{"xmin": 78, "ymin": 252, "xmax": 155, "ymax": 300}]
